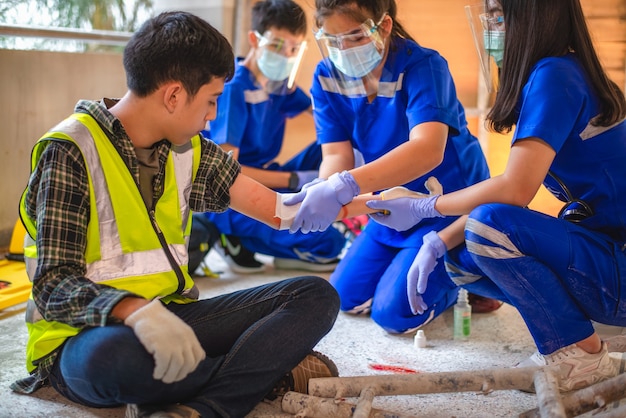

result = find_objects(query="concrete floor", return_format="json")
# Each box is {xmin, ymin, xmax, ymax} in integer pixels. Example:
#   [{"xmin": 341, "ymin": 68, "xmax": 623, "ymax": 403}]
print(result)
[{"xmin": 1, "ymin": 250, "xmax": 625, "ymax": 418}]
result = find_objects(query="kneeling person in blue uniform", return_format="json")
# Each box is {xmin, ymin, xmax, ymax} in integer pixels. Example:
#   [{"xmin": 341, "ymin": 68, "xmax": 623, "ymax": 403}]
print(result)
[{"xmin": 201, "ymin": 0, "xmax": 346, "ymax": 274}]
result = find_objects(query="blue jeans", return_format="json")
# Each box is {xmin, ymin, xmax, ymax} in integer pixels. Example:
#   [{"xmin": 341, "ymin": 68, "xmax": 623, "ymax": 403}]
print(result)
[
  {"xmin": 48, "ymin": 276, "xmax": 339, "ymax": 418},
  {"xmin": 446, "ymin": 203, "xmax": 626, "ymax": 354}
]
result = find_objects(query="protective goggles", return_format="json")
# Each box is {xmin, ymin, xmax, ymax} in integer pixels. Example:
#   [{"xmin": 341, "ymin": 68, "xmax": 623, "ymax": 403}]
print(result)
[
  {"xmin": 313, "ymin": 16, "xmax": 387, "ymax": 97},
  {"xmin": 254, "ymin": 31, "xmax": 307, "ymax": 58},
  {"xmin": 314, "ymin": 16, "xmax": 385, "ymax": 50},
  {"xmin": 254, "ymin": 31, "xmax": 307, "ymax": 94},
  {"xmin": 479, "ymin": 12, "xmax": 504, "ymax": 31}
]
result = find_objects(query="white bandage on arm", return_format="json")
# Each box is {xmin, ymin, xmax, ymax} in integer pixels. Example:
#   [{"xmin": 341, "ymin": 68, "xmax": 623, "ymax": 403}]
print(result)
[{"xmin": 275, "ymin": 193, "xmax": 302, "ymax": 230}]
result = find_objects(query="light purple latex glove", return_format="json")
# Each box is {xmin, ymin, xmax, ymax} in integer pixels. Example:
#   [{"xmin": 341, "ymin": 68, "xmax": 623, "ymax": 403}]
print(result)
[
  {"xmin": 407, "ymin": 230, "xmax": 446, "ymax": 315},
  {"xmin": 284, "ymin": 171, "xmax": 360, "ymax": 234},
  {"xmin": 366, "ymin": 195, "xmax": 443, "ymax": 231},
  {"xmin": 295, "ymin": 170, "xmax": 319, "ymax": 190}
]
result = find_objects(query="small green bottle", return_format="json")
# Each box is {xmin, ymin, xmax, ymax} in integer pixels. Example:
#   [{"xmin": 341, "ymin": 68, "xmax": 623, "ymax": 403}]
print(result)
[{"xmin": 454, "ymin": 288, "xmax": 471, "ymax": 340}]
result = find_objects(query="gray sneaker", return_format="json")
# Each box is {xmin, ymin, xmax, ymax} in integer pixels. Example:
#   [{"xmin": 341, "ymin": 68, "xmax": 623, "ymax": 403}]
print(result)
[{"xmin": 516, "ymin": 342, "xmax": 617, "ymax": 392}]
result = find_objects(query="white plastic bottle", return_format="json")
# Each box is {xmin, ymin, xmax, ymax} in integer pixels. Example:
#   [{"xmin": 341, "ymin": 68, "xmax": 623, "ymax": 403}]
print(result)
[
  {"xmin": 454, "ymin": 288, "xmax": 471, "ymax": 340},
  {"xmin": 414, "ymin": 329, "xmax": 427, "ymax": 348}
]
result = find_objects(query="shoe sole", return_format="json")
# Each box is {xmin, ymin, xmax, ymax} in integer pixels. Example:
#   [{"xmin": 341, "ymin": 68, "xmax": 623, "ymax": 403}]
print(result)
[
  {"xmin": 291, "ymin": 351, "xmax": 339, "ymax": 393},
  {"xmin": 225, "ymin": 257, "xmax": 266, "ymax": 274},
  {"xmin": 274, "ymin": 258, "xmax": 338, "ymax": 272}
]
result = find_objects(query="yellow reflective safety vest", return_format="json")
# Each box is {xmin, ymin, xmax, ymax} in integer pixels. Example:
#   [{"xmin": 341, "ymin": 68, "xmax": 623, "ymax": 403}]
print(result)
[{"xmin": 20, "ymin": 113, "xmax": 201, "ymax": 372}]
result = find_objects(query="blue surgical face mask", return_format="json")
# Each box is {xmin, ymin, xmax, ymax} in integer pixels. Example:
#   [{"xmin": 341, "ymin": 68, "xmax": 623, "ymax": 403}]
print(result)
[
  {"xmin": 257, "ymin": 49, "xmax": 295, "ymax": 81},
  {"xmin": 327, "ymin": 41, "xmax": 383, "ymax": 78},
  {"xmin": 483, "ymin": 30, "xmax": 505, "ymax": 68}
]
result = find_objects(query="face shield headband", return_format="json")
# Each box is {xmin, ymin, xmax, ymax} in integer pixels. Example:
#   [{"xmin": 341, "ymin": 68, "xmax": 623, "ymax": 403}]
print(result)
[
  {"xmin": 314, "ymin": 14, "xmax": 387, "ymax": 98},
  {"xmin": 465, "ymin": 3, "xmax": 505, "ymax": 93}
]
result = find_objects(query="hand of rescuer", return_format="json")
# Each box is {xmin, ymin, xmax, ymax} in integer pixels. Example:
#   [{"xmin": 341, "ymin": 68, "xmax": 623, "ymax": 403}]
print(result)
[
  {"xmin": 365, "ymin": 176, "xmax": 444, "ymax": 231},
  {"xmin": 407, "ymin": 230, "xmax": 446, "ymax": 315},
  {"xmin": 283, "ymin": 170, "xmax": 360, "ymax": 234}
]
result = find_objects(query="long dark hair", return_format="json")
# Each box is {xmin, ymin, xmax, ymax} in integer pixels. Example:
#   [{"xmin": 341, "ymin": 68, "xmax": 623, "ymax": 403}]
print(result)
[
  {"xmin": 314, "ymin": 0, "xmax": 415, "ymax": 44},
  {"xmin": 488, "ymin": 0, "xmax": 625, "ymax": 133}
]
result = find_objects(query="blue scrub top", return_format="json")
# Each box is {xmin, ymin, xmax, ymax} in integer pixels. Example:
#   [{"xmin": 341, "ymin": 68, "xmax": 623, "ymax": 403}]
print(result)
[
  {"xmin": 311, "ymin": 38, "xmax": 489, "ymax": 246},
  {"xmin": 312, "ymin": 37, "xmax": 489, "ymax": 197},
  {"xmin": 514, "ymin": 53, "xmax": 626, "ymax": 241},
  {"xmin": 203, "ymin": 58, "xmax": 312, "ymax": 168}
]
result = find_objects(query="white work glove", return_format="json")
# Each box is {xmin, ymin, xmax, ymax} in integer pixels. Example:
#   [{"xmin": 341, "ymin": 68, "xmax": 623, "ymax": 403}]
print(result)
[{"xmin": 124, "ymin": 299, "xmax": 206, "ymax": 383}]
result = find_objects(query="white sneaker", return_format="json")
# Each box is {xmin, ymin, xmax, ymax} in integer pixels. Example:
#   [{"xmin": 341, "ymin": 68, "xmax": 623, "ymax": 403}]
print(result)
[{"xmin": 516, "ymin": 342, "xmax": 617, "ymax": 392}]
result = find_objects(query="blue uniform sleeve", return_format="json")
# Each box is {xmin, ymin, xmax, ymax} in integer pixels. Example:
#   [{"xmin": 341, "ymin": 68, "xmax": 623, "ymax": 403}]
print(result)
[
  {"xmin": 208, "ymin": 82, "xmax": 248, "ymax": 148},
  {"xmin": 513, "ymin": 58, "xmax": 584, "ymax": 153},
  {"xmin": 282, "ymin": 87, "xmax": 311, "ymax": 119},
  {"xmin": 404, "ymin": 52, "xmax": 462, "ymax": 135}
]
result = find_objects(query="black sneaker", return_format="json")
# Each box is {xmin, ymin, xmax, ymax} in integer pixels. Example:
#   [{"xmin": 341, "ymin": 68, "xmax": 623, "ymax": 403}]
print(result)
[
  {"xmin": 213, "ymin": 234, "xmax": 265, "ymax": 274},
  {"xmin": 266, "ymin": 351, "xmax": 339, "ymax": 400}
]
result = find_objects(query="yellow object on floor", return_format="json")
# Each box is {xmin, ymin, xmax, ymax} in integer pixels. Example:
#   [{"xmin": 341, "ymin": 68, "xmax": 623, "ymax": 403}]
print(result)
[
  {"xmin": 0, "ymin": 259, "xmax": 31, "ymax": 310},
  {"xmin": 0, "ymin": 219, "xmax": 31, "ymax": 310},
  {"xmin": 8, "ymin": 219, "xmax": 26, "ymax": 260}
]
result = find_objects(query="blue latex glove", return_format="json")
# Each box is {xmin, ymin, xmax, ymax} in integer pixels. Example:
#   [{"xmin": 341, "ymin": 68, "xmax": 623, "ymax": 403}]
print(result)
[
  {"xmin": 407, "ymin": 230, "xmax": 446, "ymax": 315},
  {"xmin": 284, "ymin": 170, "xmax": 360, "ymax": 234},
  {"xmin": 366, "ymin": 195, "xmax": 443, "ymax": 231},
  {"xmin": 295, "ymin": 170, "xmax": 319, "ymax": 190}
]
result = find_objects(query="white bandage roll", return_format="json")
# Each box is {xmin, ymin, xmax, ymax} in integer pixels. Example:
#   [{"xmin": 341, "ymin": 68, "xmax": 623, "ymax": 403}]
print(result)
[{"xmin": 275, "ymin": 193, "xmax": 302, "ymax": 230}]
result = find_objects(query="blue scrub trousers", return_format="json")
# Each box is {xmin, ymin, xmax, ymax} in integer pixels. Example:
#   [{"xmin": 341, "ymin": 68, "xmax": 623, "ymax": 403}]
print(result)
[
  {"xmin": 331, "ymin": 219, "xmax": 460, "ymax": 334},
  {"xmin": 445, "ymin": 203, "xmax": 626, "ymax": 354}
]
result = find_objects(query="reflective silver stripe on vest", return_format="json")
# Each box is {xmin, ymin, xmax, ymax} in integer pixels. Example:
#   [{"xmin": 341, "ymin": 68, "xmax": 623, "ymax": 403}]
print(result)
[
  {"xmin": 53, "ymin": 118, "xmax": 192, "ymax": 282},
  {"xmin": 171, "ymin": 142, "xmax": 193, "ymax": 236},
  {"xmin": 318, "ymin": 73, "xmax": 404, "ymax": 98}
]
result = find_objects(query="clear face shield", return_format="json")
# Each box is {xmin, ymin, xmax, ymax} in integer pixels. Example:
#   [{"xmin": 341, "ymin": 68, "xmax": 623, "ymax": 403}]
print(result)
[
  {"xmin": 314, "ymin": 16, "xmax": 386, "ymax": 98},
  {"xmin": 255, "ymin": 30, "xmax": 307, "ymax": 95},
  {"xmin": 465, "ymin": 2, "xmax": 505, "ymax": 93}
]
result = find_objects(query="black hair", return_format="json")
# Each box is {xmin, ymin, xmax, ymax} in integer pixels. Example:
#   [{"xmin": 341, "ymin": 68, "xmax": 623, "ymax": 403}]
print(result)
[
  {"xmin": 251, "ymin": 0, "xmax": 307, "ymax": 36},
  {"xmin": 123, "ymin": 11, "xmax": 235, "ymax": 98},
  {"xmin": 488, "ymin": 0, "xmax": 625, "ymax": 133},
  {"xmin": 314, "ymin": 0, "xmax": 415, "ymax": 44}
]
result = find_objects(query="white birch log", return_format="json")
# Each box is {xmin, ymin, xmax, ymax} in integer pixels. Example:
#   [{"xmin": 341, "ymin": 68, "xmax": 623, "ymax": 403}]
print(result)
[
  {"xmin": 309, "ymin": 366, "xmax": 555, "ymax": 398},
  {"xmin": 533, "ymin": 369, "xmax": 566, "ymax": 418},
  {"xmin": 519, "ymin": 372, "xmax": 626, "ymax": 418}
]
